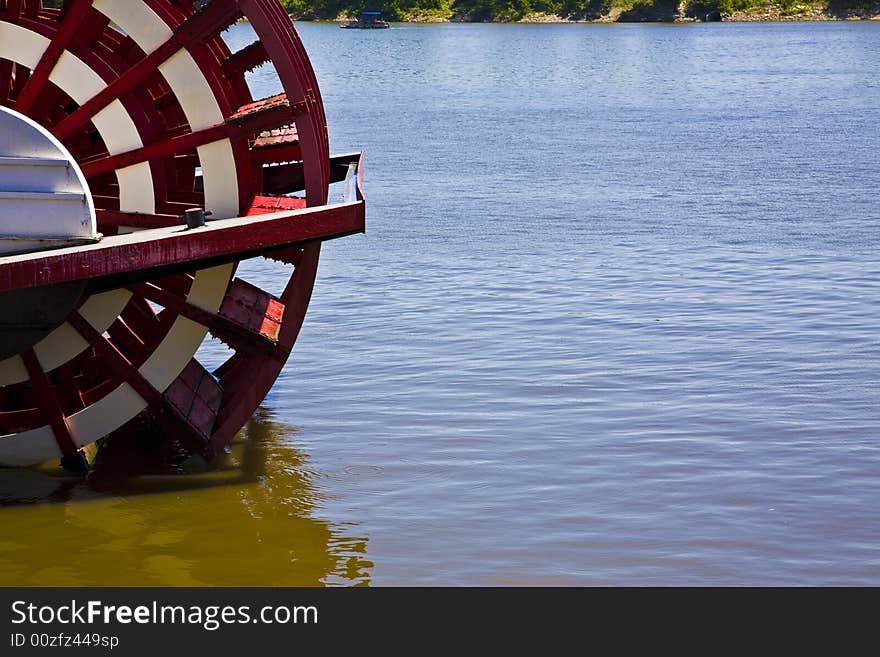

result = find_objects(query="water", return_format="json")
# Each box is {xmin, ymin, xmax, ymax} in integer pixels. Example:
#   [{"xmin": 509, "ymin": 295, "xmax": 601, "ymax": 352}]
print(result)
[{"xmin": 2, "ymin": 22, "xmax": 879, "ymax": 586}]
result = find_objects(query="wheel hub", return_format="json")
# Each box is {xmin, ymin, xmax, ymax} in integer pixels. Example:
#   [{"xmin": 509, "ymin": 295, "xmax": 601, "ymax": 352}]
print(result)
[
  {"xmin": 0, "ymin": 106, "xmax": 94, "ymax": 360},
  {"xmin": 0, "ymin": 106, "xmax": 98, "ymax": 256}
]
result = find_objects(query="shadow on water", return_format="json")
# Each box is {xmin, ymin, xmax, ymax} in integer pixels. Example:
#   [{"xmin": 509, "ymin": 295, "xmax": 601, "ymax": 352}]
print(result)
[{"xmin": 0, "ymin": 408, "xmax": 372, "ymax": 586}]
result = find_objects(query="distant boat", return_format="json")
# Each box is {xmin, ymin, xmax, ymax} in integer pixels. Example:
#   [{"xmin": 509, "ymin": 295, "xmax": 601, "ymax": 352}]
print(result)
[{"xmin": 340, "ymin": 11, "xmax": 390, "ymax": 29}]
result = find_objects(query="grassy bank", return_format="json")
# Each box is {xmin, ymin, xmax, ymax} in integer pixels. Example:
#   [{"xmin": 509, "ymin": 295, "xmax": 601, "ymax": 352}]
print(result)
[{"xmin": 283, "ymin": 0, "xmax": 880, "ymax": 22}]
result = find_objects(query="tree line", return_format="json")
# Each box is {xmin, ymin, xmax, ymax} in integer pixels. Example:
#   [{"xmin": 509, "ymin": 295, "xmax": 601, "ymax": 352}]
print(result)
[{"xmin": 279, "ymin": 0, "xmax": 877, "ymax": 21}]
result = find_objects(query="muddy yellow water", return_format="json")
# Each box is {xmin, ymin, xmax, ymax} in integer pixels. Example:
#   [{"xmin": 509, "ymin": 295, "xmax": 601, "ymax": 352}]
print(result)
[{"xmin": 0, "ymin": 410, "xmax": 371, "ymax": 586}]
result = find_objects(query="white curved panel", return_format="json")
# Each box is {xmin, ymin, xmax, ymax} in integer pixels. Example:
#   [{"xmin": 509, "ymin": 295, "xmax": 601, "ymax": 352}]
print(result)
[
  {"xmin": 49, "ymin": 51, "xmax": 104, "ymax": 103},
  {"xmin": 66, "ymin": 384, "xmax": 147, "ymax": 447},
  {"xmin": 0, "ymin": 23, "xmax": 48, "ymax": 69},
  {"xmin": 0, "ymin": 355, "xmax": 28, "ymax": 387},
  {"xmin": 116, "ymin": 163, "xmax": 156, "ymax": 214},
  {"xmin": 34, "ymin": 289, "xmax": 133, "ymax": 375},
  {"xmin": 139, "ymin": 317, "xmax": 207, "ymax": 391},
  {"xmin": 92, "ymin": 0, "xmax": 173, "ymax": 54},
  {"xmin": 79, "ymin": 289, "xmax": 134, "ymax": 329},
  {"xmin": 92, "ymin": 100, "xmax": 144, "ymax": 155},
  {"xmin": 197, "ymin": 140, "xmax": 239, "ymax": 219},
  {"xmin": 188, "ymin": 263, "xmax": 235, "ymax": 312},
  {"xmin": 158, "ymin": 51, "xmax": 239, "ymax": 217},
  {"xmin": 139, "ymin": 263, "xmax": 234, "ymax": 390},
  {"xmin": 33, "ymin": 323, "xmax": 88, "ymax": 372},
  {"xmin": 0, "ymin": 426, "xmax": 59, "ymax": 467},
  {"xmin": 158, "ymin": 50, "xmax": 224, "ymax": 131}
]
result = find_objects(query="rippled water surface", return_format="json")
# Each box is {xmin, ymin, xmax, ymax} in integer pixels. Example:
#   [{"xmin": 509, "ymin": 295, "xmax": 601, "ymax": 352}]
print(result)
[{"xmin": 2, "ymin": 22, "xmax": 879, "ymax": 586}]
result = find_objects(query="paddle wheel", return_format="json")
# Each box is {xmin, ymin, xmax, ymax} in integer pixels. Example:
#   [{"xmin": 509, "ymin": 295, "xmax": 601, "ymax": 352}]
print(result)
[{"xmin": 0, "ymin": 0, "xmax": 365, "ymax": 470}]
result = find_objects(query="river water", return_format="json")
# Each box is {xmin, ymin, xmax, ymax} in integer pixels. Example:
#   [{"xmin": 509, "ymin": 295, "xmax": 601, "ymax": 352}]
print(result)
[{"xmin": 1, "ymin": 21, "xmax": 878, "ymax": 586}]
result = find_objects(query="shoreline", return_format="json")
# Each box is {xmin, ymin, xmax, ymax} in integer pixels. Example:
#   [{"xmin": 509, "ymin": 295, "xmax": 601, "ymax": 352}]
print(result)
[
  {"xmin": 315, "ymin": 3, "xmax": 880, "ymax": 24},
  {"xmin": 388, "ymin": 12, "xmax": 880, "ymax": 24}
]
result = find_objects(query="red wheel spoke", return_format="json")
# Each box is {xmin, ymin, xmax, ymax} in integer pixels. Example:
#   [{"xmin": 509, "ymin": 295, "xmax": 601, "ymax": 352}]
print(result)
[
  {"xmin": 0, "ymin": 1, "xmax": 23, "ymax": 102},
  {"xmin": 20, "ymin": 349, "xmax": 80, "ymax": 460},
  {"xmin": 14, "ymin": 0, "xmax": 93, "ymax": 114},
  {"xmin": 52, "ymin": 0, "xmax": 242, "ymax": 142},
  {"xmin": 106, "ymin": 317, "xmax": 150, "ymax": 367},
  {"xmin": 55, "ymin": 363, "xmax": 86, "ymax": 415},
  {"xmin": 2, "ymin": 0, "xmax": 24, "ymax": 22},
  {"xmin": 22, "ymin": 0, "xmax": 37, "ymax": 20},
  {"xmin": 80, "ymin": 93, "xmax": 301, "ymax": 179},
  {"xmin": 78, "ymin": 377, "xmax": 117, "ymax": 407},
  {"xmin": 222, "ymin": 40, "xmax": 270, "ymax": 78},
  {"xmin": 68, "ymin": 311, "xmax": 161, "ymax": 408}
]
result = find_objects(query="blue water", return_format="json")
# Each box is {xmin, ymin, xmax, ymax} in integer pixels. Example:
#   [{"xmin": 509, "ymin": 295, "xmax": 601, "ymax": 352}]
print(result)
[{"xmin": 228, "ymin": 21, "xmax": 880, "ymax": 585}]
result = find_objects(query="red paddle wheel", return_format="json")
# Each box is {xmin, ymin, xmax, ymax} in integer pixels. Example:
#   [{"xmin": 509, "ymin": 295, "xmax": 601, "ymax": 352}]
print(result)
[{"xmin": 0, "ymin": 0, "xmax": 364, "ymax": 471}]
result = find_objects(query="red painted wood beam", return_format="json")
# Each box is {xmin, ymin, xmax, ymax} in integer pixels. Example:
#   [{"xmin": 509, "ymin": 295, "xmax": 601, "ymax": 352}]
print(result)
[
  {"xmin": 252, "ymin": 143, "xmax": 301, "ymax": 165},
  {"xmin": 246, "ymin": 195, "xmax": 307, "ymax": 216},
  {"xmin": 14, "ymin": 0, "xmax": 93, "ymax": 114},
  {"xmin": 174, "ymin": 0, "xmax": 241, "ymax": 45},
  {"xmin": 97, "ymin": 208, "xmax": 183, "ymax": 230},
  {"xmin": 0, "ymin": 0, "xmax": 24, "ymax": 103},
  {"xmin": 20, "ymin": 348, "xmax": 81, "ymax": 459},
  {"xmin": 1, "ymin": 0, "xmax": 25, "ymax": 22},
  {"xmin": 0, "ymin": 200, "xmax": 364, "ymax": 292},
  {"xmin": 222, "ymin": 40, "xmax": 270, "ymax": 78},
  {"xmin": 79, "ymin": 94, "xmax": 302, "ymax": 179},
  {"xmin": 130, "ymin": 281, "xmax": 289, "ymax": 360}
]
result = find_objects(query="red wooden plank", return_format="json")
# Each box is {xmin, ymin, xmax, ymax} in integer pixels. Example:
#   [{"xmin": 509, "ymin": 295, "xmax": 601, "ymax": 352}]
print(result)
[
  {"xmin": 163, "ymin": 359, "xmax": 222, "ymax": 441},
  {"xmin": 239, "ymin": 0, "xmax": 329, "ymax": 203},
  {"xmin": 222, "ymin": 40, "xmax": 270, "ymax": 78},
  {"xmin": 252, "ymin": 125, "xmax": 298, "ymax": 149},
  {"xmin": 245, "ymin": 194, "xmax": 307, "ymax": 216},
  {"xmin": 174, "ymin": 0, "xmax": 240, "ymax": 45},
  {"xmin": 251, "ymin": 126, "xmax": 301, "ymax": 164},
  {"xmin": 0, "ymin": 201, "xmax": 364, "ymax": 292},
  {"xmin": 97, "ymin": 209, "xmax": 183, "ymax": 230}
]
